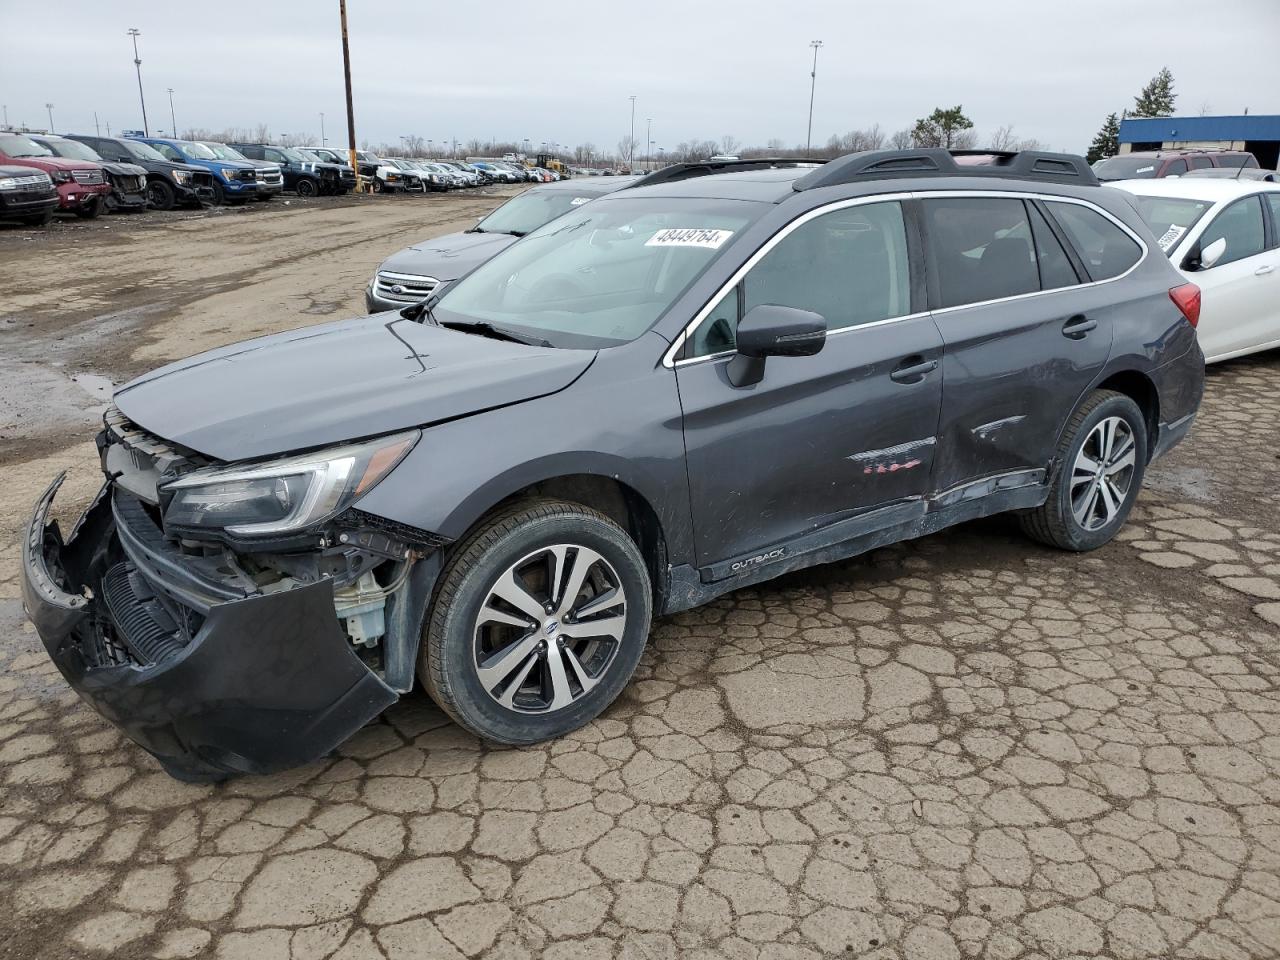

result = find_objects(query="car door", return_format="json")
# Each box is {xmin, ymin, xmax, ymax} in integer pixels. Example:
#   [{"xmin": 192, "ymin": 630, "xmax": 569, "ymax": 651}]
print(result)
[
  {"xmin": 1184, "ymin": 194, "xmax": 1275, "ymax": 360},
  {"xmin": 675, "ymin": 198, "xmax": 944, "ymax": 577},
  {"xmin": 923, "ymin": 194, "xmax": 1131, "ymax": 494}
]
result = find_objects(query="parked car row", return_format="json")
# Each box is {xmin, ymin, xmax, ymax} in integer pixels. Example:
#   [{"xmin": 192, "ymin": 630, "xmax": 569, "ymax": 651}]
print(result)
[{"xmin": 0, "ymin": 131, "xmax": 553, "ymax": 225}]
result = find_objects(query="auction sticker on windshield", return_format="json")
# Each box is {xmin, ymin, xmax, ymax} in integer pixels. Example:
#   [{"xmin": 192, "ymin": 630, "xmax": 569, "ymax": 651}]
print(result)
[
  {"xmin": 1156, "ymin": 224, "xmax": 1186, "ymax": 251},
  {"xmin": 646, "ymin": 228, "xmax": 735, "ymax": 249},
  {"xmin": 570, "ymin": 197, "xmax": 592, "ymax": 206}
]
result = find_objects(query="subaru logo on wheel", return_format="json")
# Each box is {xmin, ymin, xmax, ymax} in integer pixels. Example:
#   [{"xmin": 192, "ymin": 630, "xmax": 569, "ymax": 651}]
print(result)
[
  {"xmin": 544, "ymin": 620, "xmax": 559, "ymax": 636},
  {"xmin": 391, "ymin": 284, "xmax": 404, "ymax": 294}
]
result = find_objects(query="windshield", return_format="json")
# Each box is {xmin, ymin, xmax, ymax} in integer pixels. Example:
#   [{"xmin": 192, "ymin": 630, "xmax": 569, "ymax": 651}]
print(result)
[
  {"xmin": 436, "ymin": 196, "xmax": 763, "ymax": 349},
  {"xmin": 276, "ymin": 148, "xmax": 305, "ymax": 162},
  {"xmin": 178, "ymin": 141, "xmax": 218, "ymax": 160},
  {"xmin": 1131, "ymin": 195, "xmax": 1213, "ymax": 255},
  {"xmin": 1093, "ymin": 156, "xmax": 1162, "ymax": 181},
  {"xmin": 121, "ymin": 139, "xmax": 166, "ymax": 162},
  {"xmin": 0, "ymin": 134, "xmax": 53, "ymax": 158},
  {"xmin": 40, "ymin": 138, "xmax": 102, "ymax": 161},
  {"xmin": 295, "ymin": 149, "xmax": 322, "ymax": 161},
  {"xmin": 476, "ymin": 188, "xmax": 610, "ymax": 236},
  {"xmin": 201, "ymin": 142, "xmax": 248, "ymax": 162}
]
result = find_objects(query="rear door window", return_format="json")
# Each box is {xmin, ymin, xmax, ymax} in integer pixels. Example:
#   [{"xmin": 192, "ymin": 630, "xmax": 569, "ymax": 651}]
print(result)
[
  {"xmin": 924, "ymin": 197, "xmax": 1039, "ymax": 307},
  {"xmin": 1046, "ymin": 202, "xmax": 1143, "ymax": 281},
  {"xmin": 1189, "ymin": 156, "xmax": 1213, "ymax": 170},
  {"xmin": 1163, "ymin": 159, "xmax": 1188, "ymax": 177},
  {"xmin": 1028, "ymin": 204, "xmax": 1080, "ymax": 290},
  {"xmin": 1198, "ymin": 196, "xmax": 1266, "ymax": 266}
]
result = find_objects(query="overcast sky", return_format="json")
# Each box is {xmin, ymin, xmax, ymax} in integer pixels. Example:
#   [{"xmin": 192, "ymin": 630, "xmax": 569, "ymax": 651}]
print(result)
[{"xmin": 3, "ymin": 0, "xmax": 1278, "ymax": 156}]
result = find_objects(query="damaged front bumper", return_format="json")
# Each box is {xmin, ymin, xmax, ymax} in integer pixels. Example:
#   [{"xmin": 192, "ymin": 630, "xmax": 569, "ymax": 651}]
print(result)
[{"xmin": 20, "ymin": 474, "xmax": 399, "ymax": 780}]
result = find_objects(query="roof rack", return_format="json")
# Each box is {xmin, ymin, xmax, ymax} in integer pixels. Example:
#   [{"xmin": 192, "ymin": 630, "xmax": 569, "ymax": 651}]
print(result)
[
  {"xmin": 630, "ymin": 157, "xmax": 825, "ymax": 189},
  {"xmin": 792, "ymin": 149, "xmax": 1099, "ymax": 191}
]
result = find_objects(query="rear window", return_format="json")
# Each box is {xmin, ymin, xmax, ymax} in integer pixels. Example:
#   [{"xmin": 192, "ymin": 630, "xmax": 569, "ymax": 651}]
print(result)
[
  {"xmin": 1047, "ymin": 202, "xmax": 1143, "ymax": 281},
  {"xmin": 1216, "ymin": 154, "xmax": 1258, "ymax": 169},
  {"xmin": 1130, "ymin": 195, "xmax": 1213, "ymax": 255},
  {"xmin": 1093, "ymin": 156, "xmax": 1160, "ymax": 181}
]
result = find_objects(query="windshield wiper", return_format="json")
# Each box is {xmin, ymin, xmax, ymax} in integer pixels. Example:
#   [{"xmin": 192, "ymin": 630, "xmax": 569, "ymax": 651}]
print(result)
[
  {"xmin": 439, "ymin": 320, "xmax": 552, "ymax": 347},
  {"xmin": 503, "ymin": 229, "xmax": 528, "ymax": 238}
]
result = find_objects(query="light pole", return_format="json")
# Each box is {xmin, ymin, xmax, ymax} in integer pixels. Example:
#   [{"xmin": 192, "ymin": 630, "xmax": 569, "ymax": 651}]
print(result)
[
  {"xmin": 628, "ymin": 95, "xmax": 636, "ymax": 168},
  {"xmin": 128, "ymin": 28, "xmax": 149, "ymax": 135},
  {"xmin": 45, "ymin": 103, "xmax": 54, "ymax": 134},
  {"xmin": 320, "ymin": 112, "xmax": 326, "ymax": 145},
  {"xmin": 645, "ymin": 118, "xmax": 652, "ymax": 170},
  {"xmin": 166, "ymin": 88, "xmax": 176, "ymax": 138},
  {"xmin": 805, "ymin": 40, "xmax": 823, "ymax": 156}
]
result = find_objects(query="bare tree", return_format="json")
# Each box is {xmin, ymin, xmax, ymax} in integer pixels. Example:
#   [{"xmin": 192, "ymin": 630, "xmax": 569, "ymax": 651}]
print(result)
[
  {"xmin": 889, "ymin": 128, "xmax": 913, "ymax": 149},
  {"xmin": 986, "ymin": 125, "xmax": 1042, "ymax": 152},
  {"xmin": 617, "ymin": 135, "xmax": 638, "ymax": 166},
  {"xmin": 720, "ymin": 135, "xmax": 741, "ymax": 156}
]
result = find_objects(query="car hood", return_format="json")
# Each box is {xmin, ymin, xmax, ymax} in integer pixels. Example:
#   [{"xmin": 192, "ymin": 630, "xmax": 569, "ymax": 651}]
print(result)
[
  {"xmin": 114, "ymin": 314, "xmax": 595, "ymax": 461},
  {"xmin": 99, "ymin": 161, "xmax": 148, "ymax": 177},
  {"xmin": 0, "ymin": 155, "xmax": 96, "ymax": 172},
  {"xmin": 379, "ymin": 230, "xmax": 519, "ymax": 282}
]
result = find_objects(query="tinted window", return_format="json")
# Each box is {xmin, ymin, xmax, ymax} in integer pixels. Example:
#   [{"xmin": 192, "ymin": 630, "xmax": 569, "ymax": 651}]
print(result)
[
  {"xmin": 687, "ymin": 202, "xmax": 912, "ymax": 356},
  {"xmin": 1163, "ymin": 159, "xmax": 1188, "ymax": 177},
  {"xmin": 1198, "ymin": 196, "xmax": 1265, "ymax": 267},
  {"xmin": 1216, "ymin": 154, "xmax": 1256, "ymax": 169},
  {"xmin": 1189, "ymin": 156, "xmax": 1213, "ymax": 170},
  {"xmin": 1047, "ymin": 202, "xmax": 1143, "ymax": 281},
  {"xmin": 1092, "ymin": 156, "xmax": 1160, "ymax": 180},
  {"xmin": 1028, "ymin": 204, "xmax": 1079, "ymax": 290},
  {"xmin": 925, "ymin": 197, "xmax": 1038, "ymax": 307}
]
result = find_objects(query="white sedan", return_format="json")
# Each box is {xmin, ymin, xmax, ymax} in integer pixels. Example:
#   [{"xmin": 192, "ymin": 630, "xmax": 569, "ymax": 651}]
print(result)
[{"xmin": 1112, "ymin": 178, "xmax": 1280, "ymax": 363}]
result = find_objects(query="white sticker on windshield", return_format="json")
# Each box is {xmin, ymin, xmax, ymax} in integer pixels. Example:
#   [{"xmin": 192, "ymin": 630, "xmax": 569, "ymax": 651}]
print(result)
[
  {"xmin": 1135, "ymin": 165, "xmax": 1155, "ymax": 174},
  {"xmin": 1156, "ymin": 224, "xmax": 1186, "ymax": 251},
  {"xmin": 570, "ymin": 196, "xmax": 591, "ymax": 206},
  {"xmin": 645, "ymin": 228, "xmax": 734, "ymax": 249}
]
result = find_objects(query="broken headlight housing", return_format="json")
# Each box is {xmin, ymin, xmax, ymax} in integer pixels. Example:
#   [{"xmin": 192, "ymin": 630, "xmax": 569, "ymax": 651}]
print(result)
[{"xmin": 160, "ymin": 431, "xmax": 418, "ymax": 537}]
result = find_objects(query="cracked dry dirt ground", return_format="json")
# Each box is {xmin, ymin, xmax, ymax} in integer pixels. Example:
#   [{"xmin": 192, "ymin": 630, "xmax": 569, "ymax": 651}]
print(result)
[{"xmin": 2, "ymin": 204, "xmax": 1279, "ymax": 960}]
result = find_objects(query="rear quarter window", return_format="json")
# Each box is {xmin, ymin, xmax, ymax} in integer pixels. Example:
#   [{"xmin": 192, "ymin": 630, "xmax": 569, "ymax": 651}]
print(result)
[{"xmin": 1046, "ymin": 202, "xmax": 1143, "ymax": 281}]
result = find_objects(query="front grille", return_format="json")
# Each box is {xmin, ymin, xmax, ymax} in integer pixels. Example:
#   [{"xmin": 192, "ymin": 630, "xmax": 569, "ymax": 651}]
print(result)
[
  {"xmin": 375, "ymin": 271, "xmax": 438, "ymax": 303},
  {"xmin": 7, "ymin": 174, "xmax": 49, "ymax": 189},
  {"xmin": 260, "ymin": 169, "xmax": 282, "ymax": 184},
  {"xmin": 71, "ymin": 169, "xmax": 105, "ymax": 185}
]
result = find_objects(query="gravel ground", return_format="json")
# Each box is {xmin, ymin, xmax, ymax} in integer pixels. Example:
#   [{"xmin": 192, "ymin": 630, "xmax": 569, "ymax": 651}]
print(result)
[{"xmin": 0, "ymin": 196, "xmax": 1277, "ymax": 960}]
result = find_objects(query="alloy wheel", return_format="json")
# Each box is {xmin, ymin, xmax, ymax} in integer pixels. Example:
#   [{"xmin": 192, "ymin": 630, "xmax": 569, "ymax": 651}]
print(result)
[
  {"xmin": 472, "ymin": 544, "xmax": 627, "ymax": 714},
  {"xmin": 1070, "ymin": 416, "xmax": 1136, "ymax": 531}
]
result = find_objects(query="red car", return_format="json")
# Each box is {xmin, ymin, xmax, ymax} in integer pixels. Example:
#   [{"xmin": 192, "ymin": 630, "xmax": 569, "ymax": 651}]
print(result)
[{"xmin": 0, "ymin": 132, "xmax": 111, "ymax": 218}]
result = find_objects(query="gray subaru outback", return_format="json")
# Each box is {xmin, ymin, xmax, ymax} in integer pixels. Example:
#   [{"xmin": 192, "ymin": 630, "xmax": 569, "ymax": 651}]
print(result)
[{"xmin": 23, "ymin": 151, "xmax": 1204, "ymax": 780}]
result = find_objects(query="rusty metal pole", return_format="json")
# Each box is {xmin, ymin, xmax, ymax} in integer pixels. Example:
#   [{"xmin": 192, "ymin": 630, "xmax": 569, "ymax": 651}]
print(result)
[{"xmin": 339, "ymin": 0, "xmax": 361, "ymax": 191}]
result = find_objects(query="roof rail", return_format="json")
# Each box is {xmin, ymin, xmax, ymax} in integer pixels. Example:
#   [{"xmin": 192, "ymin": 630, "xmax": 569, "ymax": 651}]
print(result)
[
  {"xmin": 630, "ymin": 156, "xmax": 825, "ymax": 189},
  {"xmin": 792, "ymin": 149, "xmax": 1099, "ymax": 191}
]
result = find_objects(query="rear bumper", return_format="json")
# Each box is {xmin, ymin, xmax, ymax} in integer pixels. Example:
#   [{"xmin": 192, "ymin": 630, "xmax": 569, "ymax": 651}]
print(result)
[
  {"xmin": 20, "ymin": 474, "xmax": 397, "ymax": 779},
  {"xmin": 1150, "ymin": 339, "xmax": 1206, "ymax": 461}
]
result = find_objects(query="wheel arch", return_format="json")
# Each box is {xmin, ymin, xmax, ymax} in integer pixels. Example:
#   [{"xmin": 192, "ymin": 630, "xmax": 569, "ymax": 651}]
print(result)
[
  {"xmin": 1095, "ymin": 369, "xmax": 1160, "ymax": 461},
  {"xmin": 440, "ymin": 462, "xmax": 672, "ymax": 611}
]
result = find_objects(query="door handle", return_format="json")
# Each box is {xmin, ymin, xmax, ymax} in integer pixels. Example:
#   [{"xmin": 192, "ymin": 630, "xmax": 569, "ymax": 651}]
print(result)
[
  {"xmin": 1062, "ymin": 314, "xmax": 1097, "ymax": 339},
  {"xmin": 889, "ymin": 356, "xmax": 938, "ymax": 383},
  {"xmin": 1256, "ymin": 265, "xmax": 1276, "ymax": 277}
]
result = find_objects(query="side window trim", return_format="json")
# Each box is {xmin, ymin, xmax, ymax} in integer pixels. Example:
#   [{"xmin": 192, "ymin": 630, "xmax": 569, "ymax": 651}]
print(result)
[{"xmin": 1259, "ymin": 192, "xmax": 1279, "ymax": 252}]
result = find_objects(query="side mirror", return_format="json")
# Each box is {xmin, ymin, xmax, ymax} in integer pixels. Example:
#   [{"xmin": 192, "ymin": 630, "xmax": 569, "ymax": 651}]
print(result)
[
  {"xmin": 1199, "ymin": 237, "xmax": 1227, "ymax": 270},
  {"xmin": 727, "ymin": 304, "xmax": 826, "ymax": 388}
]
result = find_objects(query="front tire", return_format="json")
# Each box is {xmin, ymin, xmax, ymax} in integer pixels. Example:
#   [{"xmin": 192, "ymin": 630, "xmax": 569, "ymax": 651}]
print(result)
[
  {"xmin": 210, "ymin": 181, "xmax": 226, "ymax": 206},
  {"xmin": 146, "ymin": 178, "xmax": 176, "ymax": 210},
  {"xmin": 1020, "ymin": 390, "xmax": 1147, "ymax": 551},
  {"xmin": 421, "ymin": 500, "xmax": 652, "ymax": 745},
  {"xmin": 74, "ymin": 197, "xmax": 103, "ymax": 219},
  {"xmin": 295, "ymin": 177, "xmax": 319, "ymax": 197}
]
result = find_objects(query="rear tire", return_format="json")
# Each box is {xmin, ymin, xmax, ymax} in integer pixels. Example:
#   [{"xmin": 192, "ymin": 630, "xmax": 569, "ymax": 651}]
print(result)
[
  {"xmin": 146, "ymin": 178, "xmax": 176, "ymax": 210},
  {"xmin": 1019, "ymin": 390, "xmax": 1147, "ymax": 551},
  {"xmin": 420, "ymin": 500, "xmax": 652, "ymax": 745}
]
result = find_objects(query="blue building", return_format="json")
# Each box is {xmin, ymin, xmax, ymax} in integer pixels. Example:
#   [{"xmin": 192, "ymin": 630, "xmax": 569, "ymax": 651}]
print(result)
[{"xmin": 1118, "ymin": 115, "xmax": 1280, "ymax": 169}]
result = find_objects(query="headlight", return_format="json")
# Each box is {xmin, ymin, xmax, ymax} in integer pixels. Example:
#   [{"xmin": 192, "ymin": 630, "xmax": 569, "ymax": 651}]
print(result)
[
  {"xmin": 172, "ymin": 169, "xmax": 193, "ymax": 185},
  {"xmin": 220, "ymin": 167, "xmax": 245, "ymax": 182},
  {"xmin": 0, "ymin": 178, "xmax": 16, "ymax": 191},
  {"xmin": 50, "ymin": 170, "xmax": 72, "ymax": 183},
  {"xmin": 161, "ymin": 431, "xmax": 418, "ymax": 536}
]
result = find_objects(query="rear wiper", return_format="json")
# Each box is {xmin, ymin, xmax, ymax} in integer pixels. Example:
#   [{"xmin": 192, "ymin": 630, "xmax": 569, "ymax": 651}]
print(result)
[{"xmin": 439, "ymin": 320, "xmax": 551, "ymax": 347}]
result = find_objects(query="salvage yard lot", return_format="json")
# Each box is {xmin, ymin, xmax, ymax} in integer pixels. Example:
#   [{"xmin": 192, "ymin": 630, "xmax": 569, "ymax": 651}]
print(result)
[{"xmin": 1, "ymin": 195, "xmax": 1278, "ymax": 960}]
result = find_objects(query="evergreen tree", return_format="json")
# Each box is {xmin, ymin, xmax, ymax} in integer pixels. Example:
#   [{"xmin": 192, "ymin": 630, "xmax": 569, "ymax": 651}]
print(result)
[
  {"xmin": 1133, "ymin": 68, "xmax": 1176, "ymax": 118},
  {"xmin": 911, "ymin": 106, "xmax": 975, "ymax": 148},
  {"xmin": 1086, "ymin": 113, "xmax": 1122, "ymax": 163}
]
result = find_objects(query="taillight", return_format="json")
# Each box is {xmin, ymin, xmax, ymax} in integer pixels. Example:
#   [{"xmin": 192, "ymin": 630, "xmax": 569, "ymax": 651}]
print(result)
[{"xmin": 1169, "ymin": 283, "xmax": 1201, "ymax": 329}]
